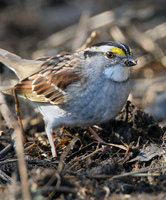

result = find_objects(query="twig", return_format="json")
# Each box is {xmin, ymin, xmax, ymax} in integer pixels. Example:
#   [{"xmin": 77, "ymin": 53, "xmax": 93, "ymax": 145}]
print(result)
[
  {"xmin": 127, "ymin": 24, "xmax": 164, "ymax": 61},
  {"xmin": 0, "ymin": 92, "xmax": 31, "ymax": 200},
  {"xmin": 144, "ymin": 22, "xmax": 166, "ymax": 41},
  {"xmin": 87, "ymin": 165, "xmax": 166, "ymax": 179},
  {"xmin": 110, "ymin": 26, "xmax": 127, "ymax": 44},
  {"xmin": 44, "ymin": 11, "xmax": 115, "ymax": 48},
  {"xmin": 67, "ymin": 148, "xmax": 102, "ymax": 172},
  {"xmin": 58, "ymin": 136, "xmax": 80, "ymax": 173},
  {"xmin": 13, "ymin": 88, "xmax": 27, "ymax": 143},
  {"xmin": 0, "ymin": 93, "xmax": 14, "ymax": 129},
  {"xmin": 79, "ymin": 30, "xmax": 99, "ymax": 51},
  {"xmin": 72, "ymin": 10, "xmax": 90, "ymax": 51},
  {"xmin": 0, "ymin": 159, "xmax": 18, "ymax": 165},
  {"xmin": 0, "ymin": 140, "xmax": 14, "ymax": 159},
  {"xmin": 65, "ymin": 141, "xmax": 97, "ymax": 163},
  {"xmin": 37, "ymin": 186, "xmax": 77, "ymax": 195},
  {"xmin": 103, "ymin": 186, "xmax": 110, "ymax": 200},
  {"xmin": 88, "ymin": 126, "xmax": 128, "ymax": 151},
  {"xmin": 0, "ymin": 168, "xmax": 13, "ymax": 184},
  {"xmin": 110, "ymin": 166, "xmax": 164, "ymax": 179}
]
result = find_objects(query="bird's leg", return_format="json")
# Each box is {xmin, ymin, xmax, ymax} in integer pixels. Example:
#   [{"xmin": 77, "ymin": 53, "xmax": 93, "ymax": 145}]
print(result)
[
  {"xmin": 13, "ymin": 88, "xmax": 27, "ymax": 143},
  {"xmin": 88, "ymin": 126, "xmax": 106, "ymax": 143},
  {"xmin": 88, "ymin": 126, "xmax": 110, "ymax": 152},
  {"xmin": 46, "ymin": 130, "xmax": 57, "ymax": 157},
  {"xmin": 88, "ymin": 126, "xmax": 128, "ymax": 151}
]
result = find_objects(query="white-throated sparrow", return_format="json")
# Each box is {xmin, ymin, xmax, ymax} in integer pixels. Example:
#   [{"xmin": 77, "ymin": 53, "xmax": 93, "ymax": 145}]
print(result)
[{"xmin": 0, "ymin": 41, "xmax": 137, "ymax": 157}]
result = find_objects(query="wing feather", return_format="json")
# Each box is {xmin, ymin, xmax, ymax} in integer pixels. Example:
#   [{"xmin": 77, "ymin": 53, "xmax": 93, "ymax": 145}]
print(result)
[{"xmin": 13, "ymin": 53, "xmax": 82, "ymax": 104}]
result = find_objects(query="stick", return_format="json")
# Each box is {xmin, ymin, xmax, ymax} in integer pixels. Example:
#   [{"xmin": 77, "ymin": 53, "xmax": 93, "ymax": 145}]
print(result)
[
  {"xmin": 13, "ymin": 88, "xmax": 27, "ymax": 143},
  {"xmin": 0, "ymin": 92, "xmax": 31, "ymax": 200}
]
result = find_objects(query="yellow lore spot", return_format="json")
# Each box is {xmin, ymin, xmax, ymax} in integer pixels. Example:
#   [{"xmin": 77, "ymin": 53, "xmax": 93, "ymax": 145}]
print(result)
[
  {"xmin": 110, "ymin": 47, "xmax": 126, "ymax": 56},
  {"xmin": 110, "ymin": 46, "xmax": 132, "ymax": 56}
]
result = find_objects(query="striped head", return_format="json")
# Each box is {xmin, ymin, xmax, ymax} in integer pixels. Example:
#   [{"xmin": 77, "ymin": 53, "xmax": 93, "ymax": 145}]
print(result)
[{"xmin": 84, "ymin": 41, "xmax": 137, "ymax": 82}]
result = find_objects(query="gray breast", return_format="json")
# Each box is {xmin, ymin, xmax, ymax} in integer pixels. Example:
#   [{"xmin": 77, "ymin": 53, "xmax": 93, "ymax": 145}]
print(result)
[{"xmin": 62, "ymin": 78, "xmax": 130, "ymax": 126}]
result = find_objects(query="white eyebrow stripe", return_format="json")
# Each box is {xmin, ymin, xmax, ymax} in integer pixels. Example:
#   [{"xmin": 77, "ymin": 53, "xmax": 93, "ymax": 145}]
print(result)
[{"xmin": 87, "ymin": 45, "xmax": 115, "ymax": 52}]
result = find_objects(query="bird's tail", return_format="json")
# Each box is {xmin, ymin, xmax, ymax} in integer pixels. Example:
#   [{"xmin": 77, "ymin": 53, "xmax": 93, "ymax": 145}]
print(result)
[{"xmin": 0, "ymin": 48, "xmax": 43, "ymax": 80}]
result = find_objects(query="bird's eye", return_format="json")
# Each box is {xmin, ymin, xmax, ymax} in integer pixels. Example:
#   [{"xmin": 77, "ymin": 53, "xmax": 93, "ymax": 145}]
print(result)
[{"xmin": 106, "ymin": 51, "xmax": 114, "ymax": 58}]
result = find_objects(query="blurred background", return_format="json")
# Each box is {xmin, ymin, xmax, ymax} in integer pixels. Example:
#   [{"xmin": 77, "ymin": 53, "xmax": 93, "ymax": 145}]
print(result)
[
  {"xmin": 0, "ymin": 2, "xmax": 166, "ymax": 198},
  {"xmin": 0, "ymin": 0, "xmax": 166, "ymax": 124}
]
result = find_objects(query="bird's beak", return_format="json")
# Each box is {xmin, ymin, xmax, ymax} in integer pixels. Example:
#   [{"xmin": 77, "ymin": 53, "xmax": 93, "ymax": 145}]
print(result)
[{"xmin": 124, "ymin": 56, "xmax": 137, "ymax": 67}]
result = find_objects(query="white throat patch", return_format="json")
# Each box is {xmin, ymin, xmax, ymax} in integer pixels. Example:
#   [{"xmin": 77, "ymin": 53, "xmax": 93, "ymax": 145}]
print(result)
[{"xmin": 104, "ymin": 64, "xmax": 130, "ymax": 82}]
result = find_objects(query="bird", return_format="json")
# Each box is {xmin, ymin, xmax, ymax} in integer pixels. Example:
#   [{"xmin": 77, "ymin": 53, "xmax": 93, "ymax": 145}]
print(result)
[{"xmin": 0, "ymin": 41, "xmax": 137, "ymax": 157}]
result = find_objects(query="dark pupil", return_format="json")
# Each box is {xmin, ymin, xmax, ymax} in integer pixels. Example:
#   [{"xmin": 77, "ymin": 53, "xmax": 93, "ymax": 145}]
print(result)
[{"xmin": 107, "ymin": 52, "xmax": 113, "ymax": 57}]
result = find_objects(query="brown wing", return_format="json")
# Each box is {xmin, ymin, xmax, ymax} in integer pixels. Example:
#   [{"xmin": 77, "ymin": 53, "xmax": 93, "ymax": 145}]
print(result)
[{"xmin": 14, "ymin": 53, "xmax": 81, "ymax": 104}]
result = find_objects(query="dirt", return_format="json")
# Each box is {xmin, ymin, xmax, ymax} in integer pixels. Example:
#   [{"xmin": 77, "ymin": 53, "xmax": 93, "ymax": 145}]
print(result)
[{"xmin": 0, "ymin": 101, "xmax": 166, "ymax": 199}]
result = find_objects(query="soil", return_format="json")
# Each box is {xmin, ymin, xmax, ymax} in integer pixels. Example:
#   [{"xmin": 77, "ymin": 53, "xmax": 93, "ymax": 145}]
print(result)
[{"xmin": 1, "ymin": 101, "xmax": 166, "ymax": 200}]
